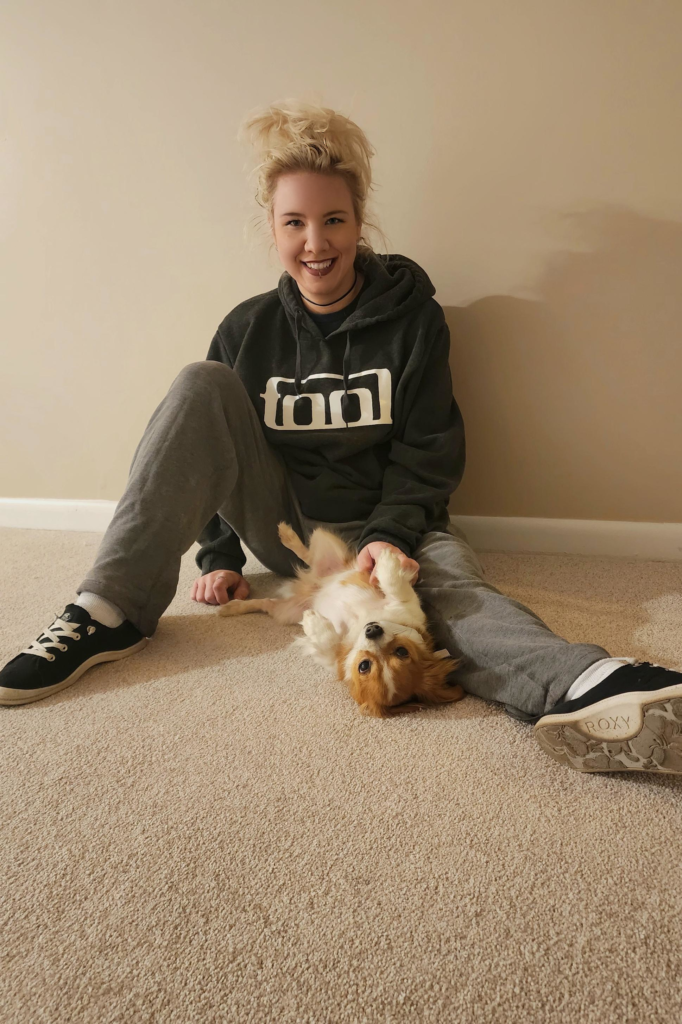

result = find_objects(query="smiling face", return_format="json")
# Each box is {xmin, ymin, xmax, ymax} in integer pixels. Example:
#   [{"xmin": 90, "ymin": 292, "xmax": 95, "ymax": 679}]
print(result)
[
  {"xmin": 270, "ymin": 170, "xmax": 364, "ymax": 314},
  {"xmin": 338, "ymin": 623, "xmax": 464, "ymax": 718}
]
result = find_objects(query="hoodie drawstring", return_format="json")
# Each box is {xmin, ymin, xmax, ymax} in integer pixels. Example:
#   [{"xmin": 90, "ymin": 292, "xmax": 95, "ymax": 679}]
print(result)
[
  {"xmin": 293, "ymin": 309, "xmax": 303, "ymax": 398},
  {"xmin": 292, "ymin": 310, "xmax": 351, "ymax": 427},
  {"xmin": 341, "ymin": 331, "xmax": 351, "ymax": 428}
]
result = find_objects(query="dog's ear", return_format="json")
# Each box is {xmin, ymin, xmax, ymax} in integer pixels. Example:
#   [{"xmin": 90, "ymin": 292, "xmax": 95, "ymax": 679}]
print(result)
[{"xmin": 412, "ymin": 654, "xmax": 466, "ymax": 708}]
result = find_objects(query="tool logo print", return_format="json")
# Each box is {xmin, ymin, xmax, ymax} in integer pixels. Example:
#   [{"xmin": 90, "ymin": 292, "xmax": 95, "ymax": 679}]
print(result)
[{"xmin": 260, "ymin": 368, "xmax": 392, "ymax": 430}]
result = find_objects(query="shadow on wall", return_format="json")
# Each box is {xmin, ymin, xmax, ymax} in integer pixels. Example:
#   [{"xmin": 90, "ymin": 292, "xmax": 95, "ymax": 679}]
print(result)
[{"xmin": 444, "ymin": 205, "xmax": 682, "ymax": 524}]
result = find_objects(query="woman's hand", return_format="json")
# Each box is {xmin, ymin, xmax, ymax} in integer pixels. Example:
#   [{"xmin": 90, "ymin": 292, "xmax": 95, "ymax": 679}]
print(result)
[
  {"xmin": 356, "ymin": 542, "xmax": 419, "ymax": 586},
  {"xmin": 191, "ymin": 570, "xmax": 250, "ymax": 605}
]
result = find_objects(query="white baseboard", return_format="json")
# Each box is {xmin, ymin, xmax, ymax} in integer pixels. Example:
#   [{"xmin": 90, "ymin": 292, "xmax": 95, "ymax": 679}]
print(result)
[
  {"xmin": 0, "ymin": 498, "xmax": 118, "ymax": 533},
  {"xmin": 452, "ymin": 515, "xmax": 682, "ymax": 561},
  {"xmin": 0, "ymin": 499, "xmax": 681, "ymax": 561}
]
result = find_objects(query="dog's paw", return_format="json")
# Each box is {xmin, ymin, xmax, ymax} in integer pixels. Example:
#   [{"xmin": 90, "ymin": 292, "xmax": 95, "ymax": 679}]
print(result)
[
  {"xmin": 291, "ymin": 634, "xmax": 337, "ymax": 670},
  {"xmin": 301, "ymin": 609, "xmax": 318, "ymax": 632},
  {"xmin": 278, "ymin": 521, "xmax": 299, "ymax": 546},
  {"xmin": 301, "ymin": 609, "xmax": 336, "ymax": 640},
  {"xmin": 375, "ymin": 548, "xmax": 409, "ymax": 590},
  {"xmin": 293, "ymin": 611, "xmax": 341, "ymax": 670}
]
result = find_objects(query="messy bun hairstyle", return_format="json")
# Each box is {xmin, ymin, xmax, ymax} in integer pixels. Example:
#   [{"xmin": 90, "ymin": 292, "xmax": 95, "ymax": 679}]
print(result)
[{"xmin": 238, "ymin": 99, "xmax": 388, "ymax": 259}]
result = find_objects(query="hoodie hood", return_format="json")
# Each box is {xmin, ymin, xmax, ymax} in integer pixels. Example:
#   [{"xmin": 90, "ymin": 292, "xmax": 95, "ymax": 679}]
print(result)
[
  {"xmin": 277, "ymin": 250, "xmax": 437, "ymax": 333},
  {"xmin": 277, "ymin": 251, "xmax": 437, "ymax": 424}
]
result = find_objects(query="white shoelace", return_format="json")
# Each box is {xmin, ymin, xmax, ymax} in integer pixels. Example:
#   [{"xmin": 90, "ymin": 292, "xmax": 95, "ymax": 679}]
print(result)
[{"xmin": 21, "ymin": 616, "xmax": 85, "ymax": 662}]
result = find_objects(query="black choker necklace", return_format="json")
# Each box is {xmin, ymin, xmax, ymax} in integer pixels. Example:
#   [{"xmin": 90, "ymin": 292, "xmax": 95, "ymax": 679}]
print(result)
[{"xmin": 299, "ymin": 271, "xmax": 358, "ymax": 307}]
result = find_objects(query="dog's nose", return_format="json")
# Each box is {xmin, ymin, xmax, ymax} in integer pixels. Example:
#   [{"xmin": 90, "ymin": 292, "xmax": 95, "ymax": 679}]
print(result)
[{"xmin": 364, "ymin": 622, "xmax": 384, "ymax": 640}]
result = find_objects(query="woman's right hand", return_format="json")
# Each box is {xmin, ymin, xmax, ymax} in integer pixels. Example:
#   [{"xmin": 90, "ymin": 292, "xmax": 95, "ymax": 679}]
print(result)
[{"xmin": 191, "ymin": 570, "xmax": 250, "ymax": 605}]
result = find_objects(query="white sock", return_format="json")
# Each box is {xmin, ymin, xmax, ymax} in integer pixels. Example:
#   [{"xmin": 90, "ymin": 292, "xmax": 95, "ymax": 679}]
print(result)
[
  {"xmin": 75, "ymin": 592, "xmax": 126, "ymax": 629},
  {"xmin": 564, "ymin": 657, "xmax": 638, "ymax": 702}
]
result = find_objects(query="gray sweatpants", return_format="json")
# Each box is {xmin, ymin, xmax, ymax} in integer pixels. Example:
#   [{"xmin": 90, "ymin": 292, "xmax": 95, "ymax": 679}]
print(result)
[{"xmin": 77, "ymin": 361, "xmax": 610, "ymax": 722}]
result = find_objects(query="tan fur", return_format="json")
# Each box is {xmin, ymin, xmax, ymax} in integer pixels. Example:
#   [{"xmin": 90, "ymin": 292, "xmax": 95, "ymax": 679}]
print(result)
[
  {"xmin": 339, "ymin": 570, "xmax": 376, "ymax": 591},
  {"xmin": 219, "ymin": 521, "xmax": 466, "ymax": 718}
]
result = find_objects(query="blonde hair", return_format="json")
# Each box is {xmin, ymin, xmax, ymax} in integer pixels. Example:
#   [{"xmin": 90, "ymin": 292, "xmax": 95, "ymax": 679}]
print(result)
[{"xmin": 238, "ymin": 99, "xmax": 389, "ymax": 258}]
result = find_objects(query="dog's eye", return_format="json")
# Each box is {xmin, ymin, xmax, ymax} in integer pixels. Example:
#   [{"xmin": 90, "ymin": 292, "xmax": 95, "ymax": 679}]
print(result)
[
  {"xmin": 394, "ymin": 647, "xmax": 409, "ymax": 658},
  {"xmin": 358, "ymin": 659, "xmax": 372, "ymax": 673}
]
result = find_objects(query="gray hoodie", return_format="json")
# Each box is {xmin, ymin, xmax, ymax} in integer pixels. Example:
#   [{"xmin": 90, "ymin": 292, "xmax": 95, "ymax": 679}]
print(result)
[{"xmin": 196, "ymin": 249, "xmax": 465, "ymax": 576}]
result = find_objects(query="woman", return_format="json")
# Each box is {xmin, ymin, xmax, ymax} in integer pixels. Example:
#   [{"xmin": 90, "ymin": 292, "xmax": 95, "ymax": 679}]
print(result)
[{"xmin": 2, "ymin": 102, "xmax": 681, "ymax": 774}]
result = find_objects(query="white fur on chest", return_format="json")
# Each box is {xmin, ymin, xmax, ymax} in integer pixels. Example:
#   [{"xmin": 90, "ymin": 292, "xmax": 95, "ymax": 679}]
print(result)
[{"xmin": 311, "ymin": 572, "xmax": 386, "ymax": 636}]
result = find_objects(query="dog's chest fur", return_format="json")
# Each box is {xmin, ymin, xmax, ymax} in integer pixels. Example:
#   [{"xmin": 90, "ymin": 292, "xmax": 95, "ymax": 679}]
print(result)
[{"xmin": 311, "ymin": 571, "xmax": 388, "ymax": 636}]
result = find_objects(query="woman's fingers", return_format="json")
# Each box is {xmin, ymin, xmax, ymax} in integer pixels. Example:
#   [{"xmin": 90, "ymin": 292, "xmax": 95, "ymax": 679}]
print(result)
[
  {"xmin": 356, "ymin": 547, "xmax": 372, "ymax": 573},
  {"xmin": 213, "ymin": 579, "xmax": 231, "ymax": 605},
  {"xmin": 191, "ymin": 570, "xmax": 249, "ymax": 604},
  {"xmin": 205, "ymin": 577, "xmax": 224, "ymax": 604},
  {"xmin": 192, "ymin": 574, "xmax": 217, "ymax": 604},
  {"xmin": 401, "ymin": 556, "xmax": 420, "ymax": 583}
]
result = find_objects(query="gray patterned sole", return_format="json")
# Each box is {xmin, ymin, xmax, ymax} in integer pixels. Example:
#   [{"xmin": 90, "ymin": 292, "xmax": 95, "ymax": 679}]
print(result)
[{"xmin": 533, "ymin": 684, "xmax": 682, "ymax": 773}]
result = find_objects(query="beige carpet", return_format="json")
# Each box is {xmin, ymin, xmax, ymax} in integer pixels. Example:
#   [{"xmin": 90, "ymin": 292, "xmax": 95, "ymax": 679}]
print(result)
[{"xmin": 1, "ymin": 526, "xmax": 682, "ymax": 1024}]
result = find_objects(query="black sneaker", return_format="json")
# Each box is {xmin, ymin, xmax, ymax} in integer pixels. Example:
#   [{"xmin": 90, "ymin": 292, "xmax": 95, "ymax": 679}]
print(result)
[
  {"xmin": 0, "ymin": 603, "xmax": 149, "ymax": 706},
  {"xmin": 533, "ymin": 661, "xmax": 682, "ymax": 774}
]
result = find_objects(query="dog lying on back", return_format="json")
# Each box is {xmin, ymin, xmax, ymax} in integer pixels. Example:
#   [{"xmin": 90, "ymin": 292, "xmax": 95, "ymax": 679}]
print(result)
[{"xmin": 219, "ymin": 522, "xmax": 465, "ymax": 718}]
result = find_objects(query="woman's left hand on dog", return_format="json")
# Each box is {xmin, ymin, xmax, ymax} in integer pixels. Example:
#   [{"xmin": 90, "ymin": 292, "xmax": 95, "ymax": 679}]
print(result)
[{"xmin": 356, "ymin": 542, "xmax": 420, "ymax": 586}]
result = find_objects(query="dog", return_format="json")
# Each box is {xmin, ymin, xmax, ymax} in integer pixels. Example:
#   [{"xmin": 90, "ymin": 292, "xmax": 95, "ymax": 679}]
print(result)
[{"xmin": 218, "ymin": 522, "xmax": 465, "ymax": 718}]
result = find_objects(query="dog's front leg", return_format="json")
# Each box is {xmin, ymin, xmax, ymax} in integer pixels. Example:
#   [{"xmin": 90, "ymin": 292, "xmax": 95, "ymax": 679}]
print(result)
[
  {"xmin": 374, "ymin": 549, "xmax": 426, "ymax": 628},
  {"xmin": 292, "ymin": 610, "xmax": 342, "ymax": 670}
]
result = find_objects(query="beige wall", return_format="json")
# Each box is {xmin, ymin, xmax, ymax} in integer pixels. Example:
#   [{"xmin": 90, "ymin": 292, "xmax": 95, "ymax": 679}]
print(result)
[{"xmin": 1, "ymin": 0, "xmax": 681, "ymax": 522}]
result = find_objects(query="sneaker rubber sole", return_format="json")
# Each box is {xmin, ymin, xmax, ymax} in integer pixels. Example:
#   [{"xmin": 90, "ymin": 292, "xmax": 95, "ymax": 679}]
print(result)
[
  {"xmin": 0, "ymin": 638, "xmax": 149, "ymax": 706},
  {"xmin": 534, "ymin": 683, "xmax": 682, "ymax": 773}
]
